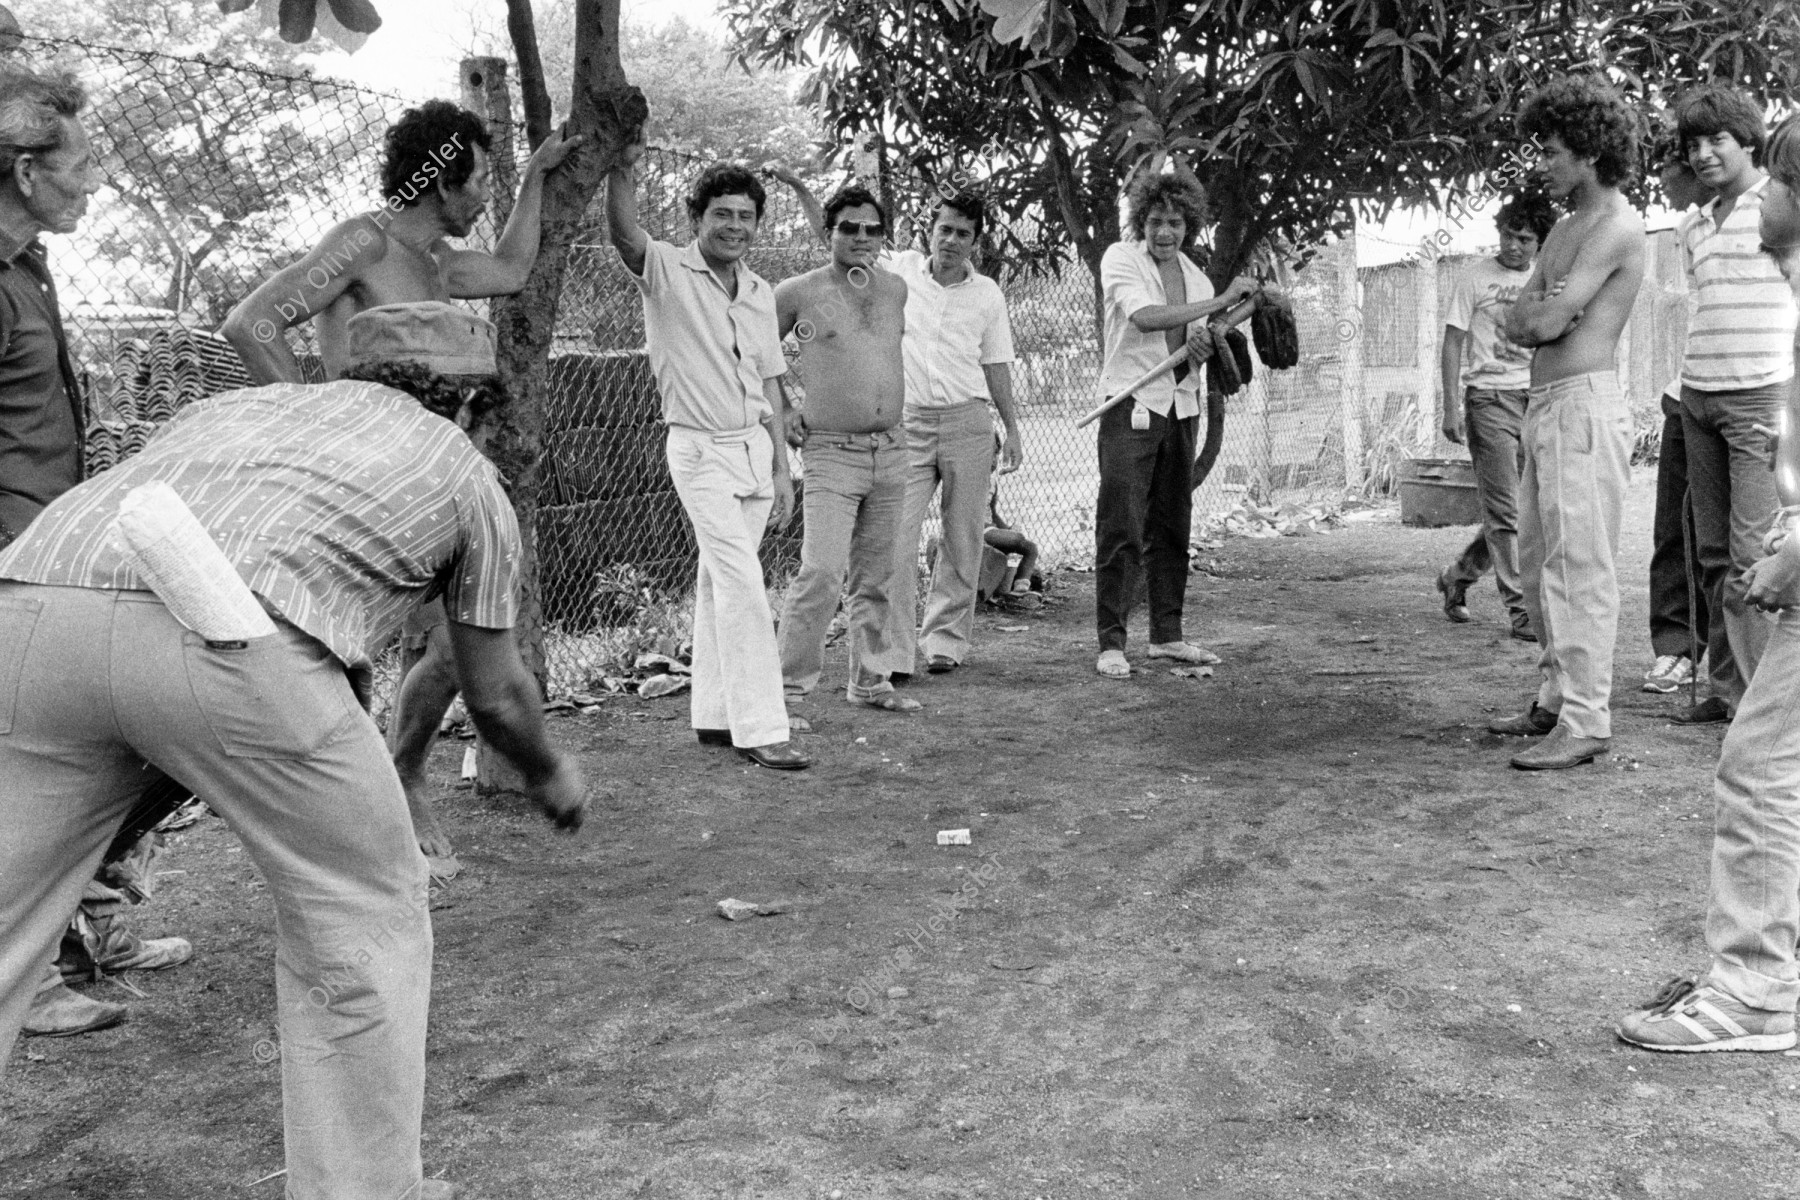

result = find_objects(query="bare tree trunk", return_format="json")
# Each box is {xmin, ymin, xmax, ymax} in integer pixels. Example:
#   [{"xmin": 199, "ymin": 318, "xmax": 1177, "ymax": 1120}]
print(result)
[{"xmin": 473, "ymin": 0, "xmax": 642, "ymax": 795}]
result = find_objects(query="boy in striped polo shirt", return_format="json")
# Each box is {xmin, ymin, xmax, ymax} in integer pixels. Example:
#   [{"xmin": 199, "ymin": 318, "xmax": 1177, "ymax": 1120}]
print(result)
[{"xmin": 1669, "ymin": 86, "xmax": 1798, "ymax": 726}]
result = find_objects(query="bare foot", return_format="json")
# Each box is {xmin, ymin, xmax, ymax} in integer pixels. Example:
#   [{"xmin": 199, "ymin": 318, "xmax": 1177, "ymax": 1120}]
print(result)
[{"xmin": 401, "ymin": 772, "xmax": 458, "ymax": 871}]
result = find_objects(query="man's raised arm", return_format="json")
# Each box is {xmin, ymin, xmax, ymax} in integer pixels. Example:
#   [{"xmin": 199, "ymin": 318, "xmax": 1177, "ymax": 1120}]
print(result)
[
  {"xmin": 221, "ymin": 218, "xmax": 376, "ymax": 384},
  {"xmin": 764, "ymin": 164, "xmax": 826, "ymax": 244},
  {"xmin": 606, "ymin": 140, "xmax": 649, "ymax": 277},
  {"xmin": 444, "ymin": 126, "xmax": 582, "ymax": 298}
]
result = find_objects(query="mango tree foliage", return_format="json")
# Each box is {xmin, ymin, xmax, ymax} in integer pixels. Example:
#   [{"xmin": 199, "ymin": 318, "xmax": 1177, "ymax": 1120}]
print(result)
[{"xmin": 724, "ymin": 0, "xmax": 1800, "ymax": 288}]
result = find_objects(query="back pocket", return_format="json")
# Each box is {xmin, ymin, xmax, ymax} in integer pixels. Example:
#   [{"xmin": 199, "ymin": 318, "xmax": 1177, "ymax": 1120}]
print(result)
[
  {"xmin": 182, "ymin": 630, "xmax": 354, "ymax": 759},
  {"xmin": 0, "ymin": 595, "xmax": 42, "ymax": 735}
]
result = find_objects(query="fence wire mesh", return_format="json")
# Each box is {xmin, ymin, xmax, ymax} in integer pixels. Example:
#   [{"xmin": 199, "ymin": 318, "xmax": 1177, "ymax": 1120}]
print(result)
[{"xmin": 33, "ymin": 34, "xmax": 1691, "ymax": 701}]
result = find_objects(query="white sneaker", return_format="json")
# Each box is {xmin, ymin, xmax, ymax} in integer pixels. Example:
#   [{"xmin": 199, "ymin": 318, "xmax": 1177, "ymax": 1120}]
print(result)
[{"xmin": 1642, "ymin": 654, "xmax": 1696, "ymax": 694}]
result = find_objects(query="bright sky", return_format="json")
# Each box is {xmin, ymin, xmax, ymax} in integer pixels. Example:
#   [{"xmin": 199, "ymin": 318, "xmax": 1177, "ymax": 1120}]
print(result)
[{"xmin": 304, "ymin": 0, "xmax": 725, "ymax": 101}]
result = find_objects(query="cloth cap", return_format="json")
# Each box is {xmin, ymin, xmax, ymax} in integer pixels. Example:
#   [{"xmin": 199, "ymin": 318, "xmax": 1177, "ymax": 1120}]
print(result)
[{"xmin": 345, "ymin": 302, "xmax": 497, "ymax": 376}]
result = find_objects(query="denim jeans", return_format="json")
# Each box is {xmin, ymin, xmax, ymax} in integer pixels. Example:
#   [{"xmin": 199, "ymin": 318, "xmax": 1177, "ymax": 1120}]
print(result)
[
  {"xmin": 778, "ymin": 427, "xmax": 906, "ymax": 699},
  {"xmin": 1094, "ymin": 400, "xmax": 1197, "ymax": 651},
  {"xmin": 0, "ymin": 585, "xmax": 432, "ymax": 1200},
  {"xmin": 1444, "ymin": 387, "xmax": 1528, "ymax": 621},
  {"xmin": 883, "ymin": 401, "xmax": 995, "ymax": 672},
  {"xmin": 1517, "ymin": 371, "xmax": 1632, "ymax": 739},
  {"xmin": 1682, "ymin": 382, "xmax": 1787, "ymax": 707},
  {"xmin": 1707, "ymin": 607, "xmax": 1800, "ymax": 1012}
]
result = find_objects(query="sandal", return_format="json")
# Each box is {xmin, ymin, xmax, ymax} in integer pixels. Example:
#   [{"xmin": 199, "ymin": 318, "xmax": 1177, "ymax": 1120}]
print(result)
[
  {"xmin": 855, "ymin": 692, "xmax": 922, "ymax": 712},
  {"xmin": 1146, "ymin": 641, "xmax": 1223, "ymax": 665},
  {"xmin": 1096, "ymin": 650, "xmax": 1130, "ymax": 678}
]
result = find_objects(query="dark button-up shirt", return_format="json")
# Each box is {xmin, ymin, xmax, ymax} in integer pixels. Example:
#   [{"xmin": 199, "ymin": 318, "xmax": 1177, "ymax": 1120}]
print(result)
[{"xmin": 0, "ymin": 229, "xmax": 83, "ymax": 543}]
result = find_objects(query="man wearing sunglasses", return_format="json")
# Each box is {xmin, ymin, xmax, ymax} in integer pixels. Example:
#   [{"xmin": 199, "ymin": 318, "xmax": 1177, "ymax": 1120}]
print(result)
[{"xmin": 773, "ymin": 186, "xmax": 921, "ymax": 717}]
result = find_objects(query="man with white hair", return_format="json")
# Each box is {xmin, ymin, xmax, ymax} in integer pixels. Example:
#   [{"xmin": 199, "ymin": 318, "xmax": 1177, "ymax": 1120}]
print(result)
[
  {"xmin": 0, "ymin": 302, "xmax": 585, "ymax": 1199},
  {"xmin": 0, "ymin": 63, "xmax": 197, "ymax": 1037}
]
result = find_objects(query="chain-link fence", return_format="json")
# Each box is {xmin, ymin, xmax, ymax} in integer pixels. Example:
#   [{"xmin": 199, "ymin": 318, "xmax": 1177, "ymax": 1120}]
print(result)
[{"xmin": 31, "ymin": 34, "xmax": 1690, "ymax": 701}]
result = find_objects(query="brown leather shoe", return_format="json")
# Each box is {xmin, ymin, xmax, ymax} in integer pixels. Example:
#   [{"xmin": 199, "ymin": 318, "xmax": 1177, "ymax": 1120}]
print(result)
[
  {"xmin": 739, "ymin": 741, "xmax": 812, "ymax": 770},
  {"xmin": 24, "ymin": 982, "xmax": 128, "ymax": 1038},
  {"xmin": 1488, "ymin": 703, "xmax": 1558, "ymax": 736},
  {"xmin": 1511, "ymin": 725, "xmax": 1610, "ymax": 770}
]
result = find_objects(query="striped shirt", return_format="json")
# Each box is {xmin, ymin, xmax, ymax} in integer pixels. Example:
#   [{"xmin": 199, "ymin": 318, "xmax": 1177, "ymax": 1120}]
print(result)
[
  {"xmin": 1680, "ymin": 177, "xmax": 1797, "ymax": 391},
  {"xmin": 0, "ymin": 380, "xmax": 519, "ymax": 668}
]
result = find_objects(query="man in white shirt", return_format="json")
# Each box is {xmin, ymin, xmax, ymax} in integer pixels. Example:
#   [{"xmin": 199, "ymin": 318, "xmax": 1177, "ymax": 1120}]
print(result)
[
  {"xmin": 1667, "ymin": 87, "xmax": 1799, "ymax": 727},
  {"xmin": 1434, "ymin": 192, "xmax": 1557, "ymax": 642},
  {"xmin": 1092, "ymin": 172, "xmax": 1257, "ymax": 678},
  {"xmin": 879, "ymin": 190, "xmax": 1026, "ymax": 678},
  {"xmin": 606, "ymin": 143, "xmax": 809, "ymax": 770}
]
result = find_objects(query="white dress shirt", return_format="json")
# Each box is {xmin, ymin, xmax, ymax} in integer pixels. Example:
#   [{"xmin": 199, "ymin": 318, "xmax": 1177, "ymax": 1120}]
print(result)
[
  {"xmin": 1097, "ymin": 240, "xmax": 1214, "ymax": 419},
  {"xmin": 888, "ymin": 249, "xmax": 1015, "ymax": 411}
]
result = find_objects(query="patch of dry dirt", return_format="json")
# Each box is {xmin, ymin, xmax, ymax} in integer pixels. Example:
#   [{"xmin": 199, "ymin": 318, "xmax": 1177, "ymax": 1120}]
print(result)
[{"xmin": 6, "ymin": 475, "xmax": 1800, "ymax": 1199}]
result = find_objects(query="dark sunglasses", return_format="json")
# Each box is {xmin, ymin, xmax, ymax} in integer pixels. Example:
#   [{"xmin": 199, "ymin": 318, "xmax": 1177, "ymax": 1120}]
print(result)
[{"xmin": 834, "ymin": 220, "xmax": 886, "ymax": 237}]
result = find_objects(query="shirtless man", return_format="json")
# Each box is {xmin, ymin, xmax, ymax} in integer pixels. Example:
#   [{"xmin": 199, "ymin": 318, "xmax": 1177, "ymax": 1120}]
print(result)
[
  {"xmin": 222, "ymin": 100, "xmax": 579, "ymax": 873},
  {"xmin": 1487, "ymin": 76, "xmax": 1646, "ymax": 770},
  {"xmin": 774, "ymin": 185, "xmax": 920, "ymax": 715}
]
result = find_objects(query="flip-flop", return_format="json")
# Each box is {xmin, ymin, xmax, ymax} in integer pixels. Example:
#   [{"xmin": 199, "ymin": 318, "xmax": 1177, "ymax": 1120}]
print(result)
[{"xmin": 857, "ymin": 693, "xmax": 922, "ymax": 712}]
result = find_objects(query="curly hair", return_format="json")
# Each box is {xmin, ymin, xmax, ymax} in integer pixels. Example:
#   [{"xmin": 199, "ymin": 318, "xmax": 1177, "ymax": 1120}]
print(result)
[
  {"xmin": 823, "ymin": 183, "xmax": 888, "ymax": 233},
  {"xmin": 339, "ymin": 359, "xmax": 509, "ymax": 426},
  {"xmin": 1675, "ymin": 85, "xmax": 1765, "ymax": 164},
  {"xmin": 935, "ymin": 189, "xmax": 987, "ymax": 238},
  {"xmin": 381, "ymin": 100, "xmax": 492, "ymax": 208},
  {"xmin": 686, "ymin": 163, "xmax": 766, "ymax": 223},
  {"xmin": 1126, "ymin": 173, "xmax": 1209, "ymax": 246},
  {"xmin": 1518, "ymin": 76, "xmax": 1639, "ymax": 189},
  {"xmin": 1496, "ymin": 188, "xmax": 1558, "ymax": 243},
  {"xmin": 0, "ymin": 66, "xmax": 85, "ymax": 180}
]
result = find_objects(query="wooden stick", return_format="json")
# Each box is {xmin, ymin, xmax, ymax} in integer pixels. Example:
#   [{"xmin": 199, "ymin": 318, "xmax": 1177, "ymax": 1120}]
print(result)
[{"xmin": 1072, "ymin": 295, "xmax": 1260, "ymax": 429}]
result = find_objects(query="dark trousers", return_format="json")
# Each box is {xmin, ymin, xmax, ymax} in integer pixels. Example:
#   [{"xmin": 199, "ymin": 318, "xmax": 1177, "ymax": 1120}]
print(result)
[
  {"xmin": 1095, "ymin": 401, "xmax": 1197, "ymax": 651},
  {"xmin": 1649, "ymin": 392, "xmax": 1709, "ymax": 660}
]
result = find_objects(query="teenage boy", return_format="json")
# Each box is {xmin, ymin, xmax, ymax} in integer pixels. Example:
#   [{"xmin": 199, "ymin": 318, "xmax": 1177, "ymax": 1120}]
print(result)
[
  {"xmin": 1664, "ymin": 87, "xmax": 1798, "ymax": 726},
  {"xmin": 774, "ymin": 185, "xmax": 920, "ymax": 714},
  {"xmin": 1434, "ymin": 191, "xmax": 1558, "ymax": 641},
  {"xmin": 1490, "ymin": 76, "xmax": 1646, "ymax": 770},
  {"xmin": 607, "ymin": 141, "xmax": 809, "ymax": 770}
]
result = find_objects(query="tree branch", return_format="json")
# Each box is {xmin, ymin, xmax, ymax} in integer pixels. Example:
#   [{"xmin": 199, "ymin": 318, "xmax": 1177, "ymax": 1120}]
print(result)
[{"xmin": 507, "ymin": 0, "xmax": 554, "ymax": 149}]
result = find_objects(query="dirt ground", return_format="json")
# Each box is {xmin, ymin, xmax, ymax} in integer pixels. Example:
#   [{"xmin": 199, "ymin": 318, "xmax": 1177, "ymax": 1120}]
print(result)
[{"xmin": 7, "ymin": 472, "xmax": 1800, "ymax": 1200}]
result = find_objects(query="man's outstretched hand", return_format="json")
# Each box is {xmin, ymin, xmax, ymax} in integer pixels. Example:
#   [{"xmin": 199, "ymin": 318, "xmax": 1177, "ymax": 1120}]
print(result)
[{"xmin": 526, "ymin": 123, "xmax": 584, "ymax": 175}]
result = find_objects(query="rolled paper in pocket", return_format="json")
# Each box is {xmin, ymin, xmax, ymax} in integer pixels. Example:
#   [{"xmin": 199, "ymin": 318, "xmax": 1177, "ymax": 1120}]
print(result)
[{"xmin": 110, "ymin": 481, "xmax": 277, "ymax": 642}]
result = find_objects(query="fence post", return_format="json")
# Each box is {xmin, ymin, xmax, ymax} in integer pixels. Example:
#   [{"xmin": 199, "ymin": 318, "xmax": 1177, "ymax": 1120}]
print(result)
[
  {"xmin": 1337, "ymin": 233, "xmax": 1365, "ymax": 490},
  {"xmin": 459, "ymin": 54, "xmax": 532, "ymax": 798},
  {"xmin": 461, "ymin": 56, "xmax": 517, "ymax": 236}
]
